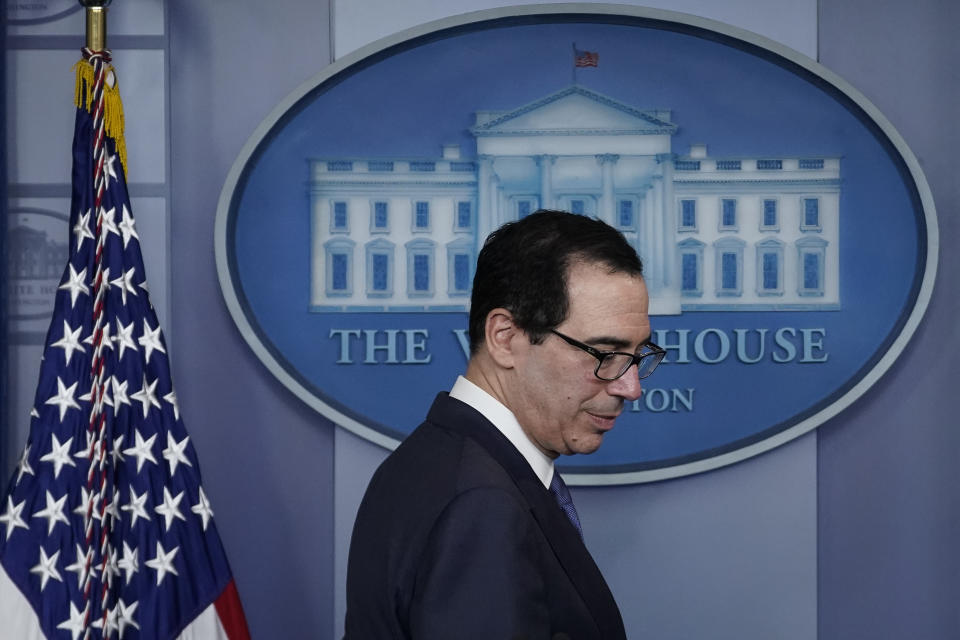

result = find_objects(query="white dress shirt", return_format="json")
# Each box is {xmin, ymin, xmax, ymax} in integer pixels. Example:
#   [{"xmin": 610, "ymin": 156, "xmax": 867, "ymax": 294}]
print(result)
[{"xmin": 449, "ymin": 375, "xmax": 554, "ymax": 489}]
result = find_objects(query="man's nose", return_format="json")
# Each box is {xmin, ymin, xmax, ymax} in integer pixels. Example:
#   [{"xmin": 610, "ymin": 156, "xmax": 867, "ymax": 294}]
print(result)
[{"xmin": 607, "ymin": 366, "xmax": 643, "ymax": 401}]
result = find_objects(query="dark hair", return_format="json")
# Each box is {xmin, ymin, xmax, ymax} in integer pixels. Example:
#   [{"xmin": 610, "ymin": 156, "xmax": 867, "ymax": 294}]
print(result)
[{"xmin": 468, "ymin": 210, "xmax": 644, "ymax": 353}]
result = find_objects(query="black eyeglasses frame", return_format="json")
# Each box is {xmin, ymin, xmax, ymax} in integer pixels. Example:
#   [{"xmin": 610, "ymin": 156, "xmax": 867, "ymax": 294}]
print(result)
[{"xmin": 549, "ymin": 329, "xmax": 666, "ymax": 381}]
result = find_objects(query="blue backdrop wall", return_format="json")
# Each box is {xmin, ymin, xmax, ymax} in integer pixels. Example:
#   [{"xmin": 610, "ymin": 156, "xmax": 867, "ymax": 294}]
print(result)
[
  {"xmin": 4, "ymin": 1, "xmax": 957, "ymax": 638},
  {"xmin": 817, "ymin": 1, "xmax": 959, "ymax": 637}
]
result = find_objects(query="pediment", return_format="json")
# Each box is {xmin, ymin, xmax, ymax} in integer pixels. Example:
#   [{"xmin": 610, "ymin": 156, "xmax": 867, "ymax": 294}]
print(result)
[{"xmin": 472, "ymin": 85, "xmax": 676, "ymax": 136}]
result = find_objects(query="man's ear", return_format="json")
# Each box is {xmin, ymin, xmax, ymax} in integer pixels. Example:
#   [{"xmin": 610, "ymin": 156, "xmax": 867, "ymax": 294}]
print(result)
[{"xmin": 484, "ymin": 308, "xmax": 521, "ymax": 369}]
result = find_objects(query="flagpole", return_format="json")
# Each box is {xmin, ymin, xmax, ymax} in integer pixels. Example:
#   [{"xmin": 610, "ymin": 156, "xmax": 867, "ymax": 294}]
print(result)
[
  {"xmin": 571, "ymin": 42, "xmax": 577, "ymax": 85},
  {"xmin": 0, "ymin": 0, "xmax": 7, "ymax": 499},
  {"xmin": 80, "ymin": 0, "xmax": 111, "ymax": 52},
  {"xmin": 78, "ymin": 2, "xmax": 115, "ymax": 635}
]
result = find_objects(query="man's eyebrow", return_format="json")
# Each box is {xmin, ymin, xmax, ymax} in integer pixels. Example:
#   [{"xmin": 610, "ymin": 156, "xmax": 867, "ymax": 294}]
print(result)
[{"xmin": 584, "ymin": 335, "xmax": 648, "ymax": 351}]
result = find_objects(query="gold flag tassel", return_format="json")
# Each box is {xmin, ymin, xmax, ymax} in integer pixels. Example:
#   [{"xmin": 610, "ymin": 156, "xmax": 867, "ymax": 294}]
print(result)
[
  {"xmin": 72, "ymin": 57, "xmax": 127, "ymax": 178},
  {"xmin": 73, "ymin": 0, "xmax": 126, "ymax": 175}
]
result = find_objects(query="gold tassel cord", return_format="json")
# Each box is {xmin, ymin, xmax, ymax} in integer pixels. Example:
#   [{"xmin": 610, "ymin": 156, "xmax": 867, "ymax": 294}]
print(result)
[{"xmin": 72, "ymin": 58, "xmax": 128, "ymax": 176}]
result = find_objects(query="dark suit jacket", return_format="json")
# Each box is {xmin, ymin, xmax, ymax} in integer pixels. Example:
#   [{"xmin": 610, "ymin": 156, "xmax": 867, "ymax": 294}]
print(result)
[{"xmin": 344, "ymin": 393, "xmax": 626, "ymax": 640}]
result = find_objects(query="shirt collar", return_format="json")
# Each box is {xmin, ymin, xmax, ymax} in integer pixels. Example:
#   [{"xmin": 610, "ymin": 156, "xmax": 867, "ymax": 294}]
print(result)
[{"xmin": 449, "ymin": 375, "xmax": 554, "ymax": 489}]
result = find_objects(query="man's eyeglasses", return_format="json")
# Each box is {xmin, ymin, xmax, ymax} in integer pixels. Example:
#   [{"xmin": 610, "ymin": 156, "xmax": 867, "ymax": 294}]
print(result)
[{"xmin": 550, "ymin": 329, "xmax": 666, "ymax": 381}]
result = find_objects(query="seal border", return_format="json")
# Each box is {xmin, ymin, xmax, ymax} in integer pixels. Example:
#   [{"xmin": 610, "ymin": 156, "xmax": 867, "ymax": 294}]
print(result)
[{"xmin": 213, "ymin": 3, "xmax": 939, "ymax": 485}]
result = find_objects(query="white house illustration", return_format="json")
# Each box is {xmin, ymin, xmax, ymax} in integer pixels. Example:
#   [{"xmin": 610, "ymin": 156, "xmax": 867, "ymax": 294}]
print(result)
[{"xmin": 309, "ymin": 85, "xmax": 840, "ymax": 315}]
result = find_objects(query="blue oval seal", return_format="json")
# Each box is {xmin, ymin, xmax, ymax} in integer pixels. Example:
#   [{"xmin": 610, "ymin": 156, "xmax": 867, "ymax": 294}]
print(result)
[{"xmin": 215, "ymin": 6, "xmax": 937, "ymax": 484}]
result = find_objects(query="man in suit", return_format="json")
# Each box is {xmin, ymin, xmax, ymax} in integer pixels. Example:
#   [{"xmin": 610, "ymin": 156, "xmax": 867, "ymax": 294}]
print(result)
[{"xmin": 344, "ymin": 210, "xmax": 665, "ymax": 639}]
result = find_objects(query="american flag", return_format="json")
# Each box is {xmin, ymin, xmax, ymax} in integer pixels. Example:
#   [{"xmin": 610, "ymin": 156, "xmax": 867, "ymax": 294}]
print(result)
[
  {"xmin": 0, "ymin": 49, "xmax": 250, "ymax": 639},
  {"xmin": 574, "ymin": 47, "xmax": 599, "ymax": 68}
]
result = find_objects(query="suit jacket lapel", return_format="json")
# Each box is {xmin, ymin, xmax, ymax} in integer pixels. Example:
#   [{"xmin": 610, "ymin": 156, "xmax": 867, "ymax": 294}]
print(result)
[
  {"xmin": 427, "ymin": 394, "xmax": 626, "ymax": 639},
  {"xmin": 521, "ymin": 477, "xmax": 625, "ymax": 639}
]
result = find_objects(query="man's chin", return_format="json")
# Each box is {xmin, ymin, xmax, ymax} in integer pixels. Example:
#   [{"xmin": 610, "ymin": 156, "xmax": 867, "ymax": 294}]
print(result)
[{"xmin": 565, "ymin": 435, "xmax": 605, "ymax": 456}]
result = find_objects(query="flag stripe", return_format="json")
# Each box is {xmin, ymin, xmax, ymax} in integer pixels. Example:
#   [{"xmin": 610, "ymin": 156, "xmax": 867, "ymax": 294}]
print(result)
[
  {"xmin": 574, "ymin": 48, "xmax": 599, "ymax": 67},
  {"xmin": 212, "ymin": 580, "xmax": 252, "ymax": 640},
  {"xmin": 0, "ymin": 563, "xmax": 46, "ymax": 640}
]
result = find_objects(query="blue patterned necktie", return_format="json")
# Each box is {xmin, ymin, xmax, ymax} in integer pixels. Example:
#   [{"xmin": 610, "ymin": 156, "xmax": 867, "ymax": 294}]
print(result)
[{"xmin": 549, "ymin": 472, "xmax": 583, "ymax": 539}]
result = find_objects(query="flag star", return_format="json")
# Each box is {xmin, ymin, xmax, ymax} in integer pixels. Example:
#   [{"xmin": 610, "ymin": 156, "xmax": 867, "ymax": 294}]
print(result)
[
  {"xmin": 100, "ymin": 318, "xmax": 115, "ymax": 351},
  {"xmin": 192, "ymin": 487, "xmax": 215, "ymax": 531},
  {"xmin": 95, "ymin": 265, "xmax": 111, "ymax": 294},
  {"xmin": 116, "ymin": 598, "xmax": 140, "ymax": 637},
  {"xmin": 122, "ymin": 429, "xmax": 157, "ymax": 473},
  {"xmin": 65, "ymin": 543, "xmax": 90, "ymax": 589},
  {"xmin": 44, "ymin": 376, "xmax": 81, "ymax": 422},
  {"xmin": 163, "ymin": 432, "xmax": 192, "ymax": 476},
  {"xmin": 58, "ymin": 264, "xmax": 89, "ymax": 308},
  {"xmin": 73, "ymin": 430, "xmax": 95, "ymax": 461},
  {"xmin": 164, "ymin": 389, "xmax": 180, "ymax": 421},
  {"xmin": 51, "ymin": 320, "xmax": 86, "ymax": 365},
  {"xmin": 145, "ymin": 541, "xmax": 179, "ymax": 585},
  {"xmin": 99, "ymin": 205, "xmax": 121, "ymax": 239},
  {"xmin": 15, "ymin": 445, "xmax": 34, "ymax": 484},
  {"xmin": 112, "ymin": 375, "xmax": 131, "ymax": 410},
  {"xmin": 109, "ymin": 267, "xmax": 139, "ymax": 305},
  {"xmin": 122, "ymin": 486, "xmax": 151, "ymax": 528},
  {"xmin": 131, "ymin": 374, "xmax": 161, "ymax": 419},
  {"xmin": 155, "ymin": 487, "xmax": 186, "ymax": 532},
  {"xmin": 88, "ymin": 378, "xmax": 114, "ymax": 411},
  {"xmin": 138, "ymin": 319, "xmax": 166, "ymax": 364},
  {"xmin": 32, "ymin": 490, "xmax": 70, "ymax": 535},
  {"xmin": 102, "ymin": 545, "xmax": 121, "ymax": 583},
  {"xmin": 39, "ymin": 433, "xmax": 77, "ymax": 478},
  {"xmin": 118, "ymin": 204, "xmax": 140, "ymax": 248},
  {"xmin": 30, "ymin": 546, "xmax": 63, "ymax": 590},
  {"xmin": 91, "ymin": 603, "xmax": 119, "ymax": 636},
  {"xmin": 56, "ymin": 600, "xmax": 89, "ymax": 640},
  {"xmin": 103, "ymin": 490, "xmax": 121, "ymax": 524},
  {"xmin": 111, "ymin": 433, "xmax": 126, "ymax": 466},
  {"xmin": 85, "ymin": 319, "xmax": 114, "ymax": 352},
  {"xmin": 73, "ymin": 485, "xmax": 102, "ymax": 524},
  {"xmin": 103, "ymin": 150, "xmax": 119, "ymax": 189},
  {"xmin": 72, "ymin": 208, "xmax": 95, "ymax": 249},
  {"xmin": 0, "ymin": 496, "xmax": 29, "ymax": 539},
  {"xmin": 114, "ymin": 320, "xmax": 138, "ymax": 360},
  {"xmin": 30, "ymin": 407, "xmax": 40, "ymax": 419},
  {"xmin": 118, "ymin": 541, "xmax": 139, "ymax": 585}
]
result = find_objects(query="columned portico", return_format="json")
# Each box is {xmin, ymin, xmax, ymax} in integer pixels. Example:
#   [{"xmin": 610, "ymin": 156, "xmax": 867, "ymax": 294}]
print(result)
[{"xmin": 471, "ymin": 86, "xmax": 678, "ymax": 311}]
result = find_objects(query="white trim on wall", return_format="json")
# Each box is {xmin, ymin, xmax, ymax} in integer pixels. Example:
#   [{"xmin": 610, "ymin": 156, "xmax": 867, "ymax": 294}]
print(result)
[{"xmin": 333, "ymin": 0, "xmax": 818, "ymax": 60}]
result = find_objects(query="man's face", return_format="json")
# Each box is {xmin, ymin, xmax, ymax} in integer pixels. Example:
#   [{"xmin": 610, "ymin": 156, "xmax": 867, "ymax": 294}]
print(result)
[{"xmin": 506, "ymin": 261, "xmax": 650, "ymax": 458}]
